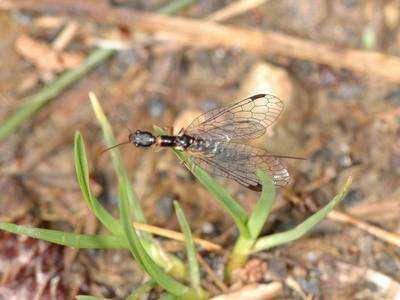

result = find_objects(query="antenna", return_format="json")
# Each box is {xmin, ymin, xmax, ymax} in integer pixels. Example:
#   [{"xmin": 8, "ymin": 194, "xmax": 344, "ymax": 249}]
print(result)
[
  {"xmin": 99, "ymin": 116, "xmax": 134, "ymax": 155},
  {"xmin": 100, "ymin": 140, "xmax": 131, "ymax": 155}
]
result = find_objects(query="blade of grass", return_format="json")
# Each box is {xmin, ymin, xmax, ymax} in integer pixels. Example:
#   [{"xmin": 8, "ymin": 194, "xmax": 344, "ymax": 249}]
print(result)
[
  {"xmin": 0, "ymin": 220, "xmax": 219, "ymax": 251},
  {"xmin": 118, "ymin": 184, "xmax": 190, "ymax": 297},
  {"xmin": 0, "ymin": 222, "xmax": 127, "ymax": 249},
  {"xmin": 173, "ymin": 201, "xmax": 201, "ymax": 292},
  {"xmin": 226, "ymin": 171, "xmax": 276, "ymax": 278},
  {"xmin": 154, "ymin": 126, "xmax": 249, "ymax": 237},
  {"xmin": 252, "ymin": 177, "xmax": 352, "ymax": 253},
  {"xmin": 0, "ymin": 48, "xmax": 114, "ymax": 142},
  {"xmin": 90, "ymin": 93, "xmax": 146, "ymax": 224},
  {"xmin": 246, "ymin": 170, "xmax": 276, "ymax": 239},
  {"xmin": 74, "ymin": 131, "xmax": 122, "ymax": 235}
]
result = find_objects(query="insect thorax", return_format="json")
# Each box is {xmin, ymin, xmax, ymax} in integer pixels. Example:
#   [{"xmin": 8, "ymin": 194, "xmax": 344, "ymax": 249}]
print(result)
[{"xmin": 171, "ymin": 134, "xmax": 194, "ymax": 150}]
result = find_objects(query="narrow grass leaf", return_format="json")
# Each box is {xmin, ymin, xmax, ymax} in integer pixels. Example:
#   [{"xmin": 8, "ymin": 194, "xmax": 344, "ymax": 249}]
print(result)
[
  {"xmin": 226, "ymin": 171, "xmax": 276, "ymax": 276},
  {"xmin": 90, "ymin": 93, "xmax": 146, "ymax": 224},
  {"xmin": 118, "ymin": 184, "xmax": 189, "ymax": 296},
  {"xmin": 252, "ymin": 177, "xmax": 352, "ymax": 253},
  {"xmin": 74, "ymin": 132, "xmax": 122, "ymax": 235},
  {"xmin": 173, "ymin": 201, "xmax": 201, "ymax": 290},
  {"xmin": 0, "ymin": 48, "xmax": 114, "ymax": 142},
  {"xmin": 247, "ymin": 171, "xmax": 276, "ymax": 239},
  {"xmin": 0, "ymin": 222, "xmax": 127, "ymax": 249},
  {"xmin": 154, "ymin": 126, "xmax": 249, "ymax": 237}
]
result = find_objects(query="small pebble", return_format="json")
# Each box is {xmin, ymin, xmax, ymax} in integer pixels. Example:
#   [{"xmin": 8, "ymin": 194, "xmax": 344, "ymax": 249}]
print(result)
[{"xmin": 148, "ymin": 94, "xmax": 166, "ymax": 119}]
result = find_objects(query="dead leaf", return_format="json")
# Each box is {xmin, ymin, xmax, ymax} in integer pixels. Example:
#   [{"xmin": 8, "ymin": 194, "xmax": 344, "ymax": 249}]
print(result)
[{"xmin": 15, "ymin": 34, "xmax": 83, "ymax": 73}]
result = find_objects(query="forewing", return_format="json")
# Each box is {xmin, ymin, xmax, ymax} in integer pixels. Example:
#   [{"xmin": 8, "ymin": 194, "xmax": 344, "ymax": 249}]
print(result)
[
  {"xmin": 188, "ymin": 142, "xmax": 290, "ymax": 190},
  {"xmin": 184, "ymin": 94, "xmax": 283, "ymax": 142}
]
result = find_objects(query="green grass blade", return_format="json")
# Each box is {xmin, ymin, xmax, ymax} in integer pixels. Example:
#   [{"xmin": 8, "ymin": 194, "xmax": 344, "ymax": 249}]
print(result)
[
  {"xmin": 127, "ymin": 279, "xmax": 156, "ymax": 300},
  {"xmin": 90, "ymin": 94, "xmax": 147, "ymax": 224},
  {"xmin": 118, "ymin": 184, "xmax": 190, "ymax": 296},
  {"xmin": 0, "ymin": 222, "xmax": 127, "ymax": 249},
  {"xmin": 154, "ymin": 126, "xmax": 249, "ymax": 237},
  {"xmin": 173, "ymin": 201, "xmax": 201, "ymax": 291},
  {"xmin": 74, "ymin": 131, "xmax": 122, "ymax": 235},
  {"xmin": 0, "ymin": 48, "xmax": 114, "ymax": 142},
  {"xmin": 246, "ymin": 171, "xmax": 276, "ymax": 239},
  {"xmin": 252, "ymin": 177, "xmax": 352, "ymax": 253},
  {"xmin": 226, "ymin": 171, "xmax": 276, "ymax": 277}
]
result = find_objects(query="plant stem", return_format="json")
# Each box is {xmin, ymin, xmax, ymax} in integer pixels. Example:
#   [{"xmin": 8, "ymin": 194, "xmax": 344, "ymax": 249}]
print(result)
[{"xmin": 225, "ymin": 235, "xmax": 254, "ymax": 281}]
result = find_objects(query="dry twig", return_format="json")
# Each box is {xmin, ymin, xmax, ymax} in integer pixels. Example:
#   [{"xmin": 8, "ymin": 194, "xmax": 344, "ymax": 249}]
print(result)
[
  {"xmin": 133, "ymin": 222, "xmax": 222, "ymax": 252},
  {"xmin": 196, "ymin": 253, "xmax": 228, "ymax": 293},
  {"xmin": 52, "ymin": 20, "xmax": 79, "ymax": 51},
  {"xmin": 328, "ymin": 210, "xmax": 400, "ymax": 248},
  {"xmin": 4, "ymin": 0, "xmax": 400, "ymax": 82},
  {"xmin": 207, "ymin": 0, "xmax": 271, "ymax": 22}
]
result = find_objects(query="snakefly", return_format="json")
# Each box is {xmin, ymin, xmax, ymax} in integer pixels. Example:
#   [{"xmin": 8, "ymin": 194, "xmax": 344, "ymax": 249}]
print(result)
[{"xmin": 115, "ymin": 94, "xmax": 297, "ymax": 191}]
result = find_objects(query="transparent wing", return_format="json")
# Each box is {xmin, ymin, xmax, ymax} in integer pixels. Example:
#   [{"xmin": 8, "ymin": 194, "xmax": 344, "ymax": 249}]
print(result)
[
  {"xmin": 188, "ymin": 142, "xmax": 290, "ymax": 190},
  {"xmin": 184, "ymin": 94, "xmax": 283, "ymax": 142}
]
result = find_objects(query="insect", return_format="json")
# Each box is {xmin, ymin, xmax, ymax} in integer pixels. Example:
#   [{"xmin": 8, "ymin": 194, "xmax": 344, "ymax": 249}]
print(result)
[{"xmin": 113, "ymin": 94, "xmax": 298, "ymax": 191}]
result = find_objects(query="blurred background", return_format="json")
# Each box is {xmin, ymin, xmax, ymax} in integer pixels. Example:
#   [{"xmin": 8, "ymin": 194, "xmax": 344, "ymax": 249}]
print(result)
[{"xmin": 0, "ymin": 0, "xmax": 399, "ymax": 299}]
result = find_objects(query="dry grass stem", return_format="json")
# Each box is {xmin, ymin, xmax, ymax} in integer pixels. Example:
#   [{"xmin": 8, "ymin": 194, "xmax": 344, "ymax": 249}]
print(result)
[
  {"xmin": 133, "ymin": 222, "xmax": 222, "ymax": 252},
  {"xmin": 328, "ymin": 210, "xmax": 400, "ymax": 248},
  {"xmin": 4, "ymin": 0, "xmax": 400, "ymax": 82}
]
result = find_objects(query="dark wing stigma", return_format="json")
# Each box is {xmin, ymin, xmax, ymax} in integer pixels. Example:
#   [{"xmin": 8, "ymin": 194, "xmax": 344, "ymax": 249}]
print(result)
[{"xmin": 189, "ymin": 142, "xmax": 290, "ymax": 190}]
